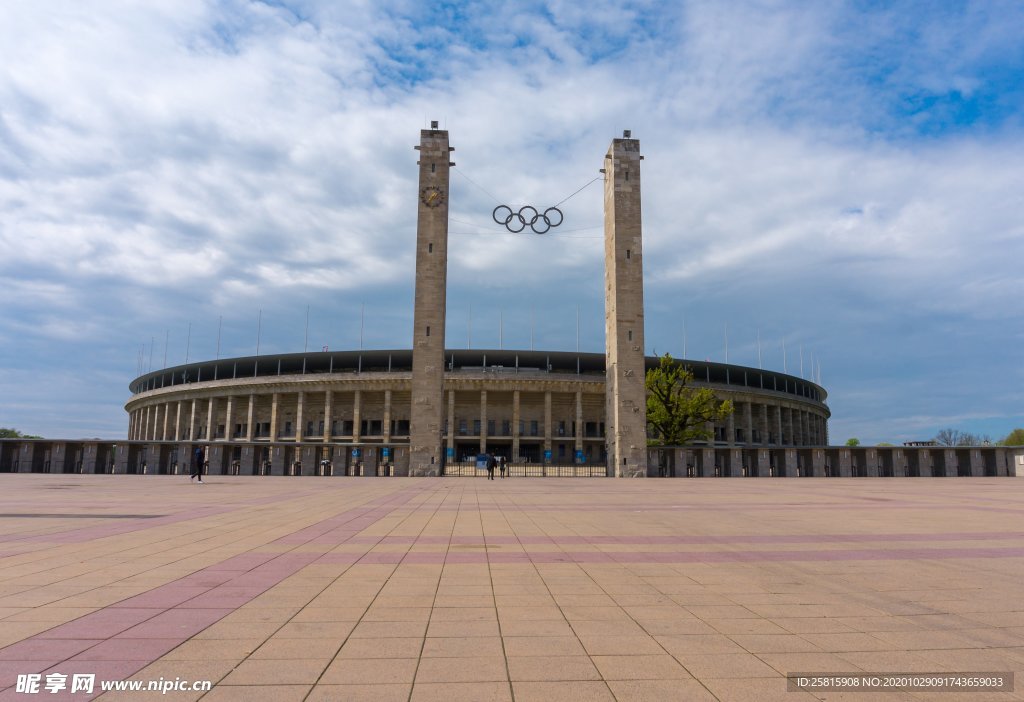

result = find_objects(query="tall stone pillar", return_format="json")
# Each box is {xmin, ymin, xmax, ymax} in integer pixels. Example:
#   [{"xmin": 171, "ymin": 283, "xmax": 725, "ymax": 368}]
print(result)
[
  {"xmin": 383, "ymin": 390, "xmax": 392, "ymax": 443},
  {"xmin": 409, "ymin": 122, "xmax": 451, "ymax": 476},
  {"xmin": 269, "ymin": 393, "xmax": 279, "ymax": 440},
  {"xmin": 174, "ymin": 402, "xmax": 182, "ymax": 441},
  {"xmin": 603, "ymin": 132, "xmax": 647, "ymax": 477},
  {"xmin": 295, "ymin": 391, "xmax": 304, "ymax": 441},
  {"xmin": 189, "ymin": 399, "xmax": 197, "ymax": 441},
  {"xmin": 162, "ymin": 403, "xmax": 170, "ymax": 440}
]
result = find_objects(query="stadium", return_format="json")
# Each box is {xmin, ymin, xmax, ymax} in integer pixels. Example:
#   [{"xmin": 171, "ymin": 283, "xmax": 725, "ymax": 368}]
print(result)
[{"xmin": 123, "ymin": 348, "xmax": 830, "ymax": 476}]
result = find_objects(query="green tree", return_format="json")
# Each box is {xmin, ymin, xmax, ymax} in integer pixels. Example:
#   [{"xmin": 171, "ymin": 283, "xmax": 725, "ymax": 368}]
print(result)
[
  {"xmin": 0, "ymin": 428, "xmax": 41, "ymax": 439},
  {"xmin": 646, "ymin": 354, "xmax": 733, "ymax": 475},
  {"xmin": 1002, "ymin": 428, "xmax": 1024, "ymax": 446},
  {"xmin": 845, "ymin": 438, "xmax": 860, "ymax": 446}
]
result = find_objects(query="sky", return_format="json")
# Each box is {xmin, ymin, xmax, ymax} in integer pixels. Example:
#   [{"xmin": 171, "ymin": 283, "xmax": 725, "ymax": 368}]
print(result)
[{"xmin": 1, "ymin": 0, "xmax": 1022, "ymax": 444}]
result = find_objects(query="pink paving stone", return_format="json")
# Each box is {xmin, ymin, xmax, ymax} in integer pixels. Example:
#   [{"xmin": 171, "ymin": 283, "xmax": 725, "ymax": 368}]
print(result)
[
  {"xmin": 35, "ymin": 609, "xmax": 159, "ymax": 639},
  {"xmin": 0, "ymin": 639, "xmax": 102, "ymax": 662},
  {"xmin": 67, "ymin": 639, "xmax": 181, "ymax": 662},
  {"xmin": 0, "ymin": 660, "xmax": 54, "ymax": 681},
  {"xmin": 358, "ymin": 552, "xmax": 405, "ymax": 564},
  {"xmin": 202, "ymin": 553, "xmax": 278, "ymax": 571},
  {"xmin": 111, "ymin": 585, "xmax": 211, "ymax": 609}
]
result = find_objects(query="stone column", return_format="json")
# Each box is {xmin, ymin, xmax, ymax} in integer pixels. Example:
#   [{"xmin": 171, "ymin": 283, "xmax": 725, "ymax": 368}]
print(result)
[
  {"xmin": 246, "ymin": 394, "xmax": 255, "ymax": 441},
  {"xmin": 479, "ymin": 390, "xmax": 487, "ymax": 453},
  {"xmin": 726, "ymin": 409, "xmax": 736, "ymax": 447},
  {"xmin": 512, "ymin": 389, "xmax": 521, "ymax": 462},
  {"xmin": 322, "ymin": 390, "xmax": 333, "ymax": 442},
  {"xmin": 352, "ymin": 390, "xmax": 362, "ymax": 443},
  {"xmin": 603, "ymin": 132, "xmax": 647, "ymax": 477},
  {"xmin": 174, "ymin": 402, "xmax": 182, "ymax": 441},
  {"xmin": 383, "ymin": 389, "xmax": 392, "ymax": 443},
  {"xmin": 775, "ymin": 406, "xmax": 783, "ymax": 446},
  {"xmin": 408, "ymin": 123, "xmax": 452, "ymax": 475},
  {"xmin": 162, "ymin": 403, "xmax": 170, "ymax": 440},
  {"xmin": 270, "ymin": 393, "xmax": 279, "ymax": 440},
  {"xmin": 575, "ymin": 391, "xmax": 584, "ymax": 462},
  {"xmin": 544, "ymin": 390, "xmax": 552, "ymax": 462},
  {"xmin": 144, "ymin": 406, "xmax": 151, "ymax": 441},
  {"xmin": 759, "ymin": 404, "xmax": 769, "ymax": 445},
  {"xmin": 189, "ymin": 399, "xmax": 197, "ymax": 442},
  {"xmin": 446, "ymin": 390, "xmax": 455, "ymax": 459},
  {"xmin": 224, "ymin": 396, "xmax": 234, "ymax": 441},
  {"xmin": 744, "ymin": 402, "xmax": 753, "ymax": 446},
  {"xmin": 205, "ymin": 398, "xmax": 215, "ymax": 441},
  {"xmin": 295, "ymin": 391, "xmax": 304, "ymax": 442}
]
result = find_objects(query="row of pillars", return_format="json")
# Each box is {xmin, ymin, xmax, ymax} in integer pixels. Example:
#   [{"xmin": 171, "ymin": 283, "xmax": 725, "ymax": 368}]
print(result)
[{"xmin": 130, "ymin": 391, "xmax": 828, "ymax": 451}]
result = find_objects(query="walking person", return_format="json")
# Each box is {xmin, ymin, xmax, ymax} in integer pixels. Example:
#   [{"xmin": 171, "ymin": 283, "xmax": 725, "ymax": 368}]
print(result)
[
  {"xmin": 190, "ymin": 445, "xmax": 204, "ymax": 483},
  {"xmin": 486, "ymin": 452, "xmax": 496, "ymax": 480},
  {"xmin": 499, "ymin": 455, "xmax": 507, "ymax": 479}
]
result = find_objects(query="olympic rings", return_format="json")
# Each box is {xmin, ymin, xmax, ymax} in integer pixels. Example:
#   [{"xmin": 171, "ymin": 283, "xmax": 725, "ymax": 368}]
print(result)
[{"xmin": 492, "ymin": 205, "xmax": 564, "ymax": 234}]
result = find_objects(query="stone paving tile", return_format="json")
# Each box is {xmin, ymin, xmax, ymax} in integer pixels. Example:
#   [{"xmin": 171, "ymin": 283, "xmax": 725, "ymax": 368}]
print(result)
[
  {"xmin": 219, "ymin": 658, "xmax": 329, "ymax": 685},
  {"xmin": 512, "ymin": 680, "xmax": 616, "ymax": 701},
  {"xmin": 200, "ymin": 684, "xmax": 312, "ymax": 702},
  {"xmin": 3, "ymin": 476, "xmax": 1024, "ymax": 701},
  {"xmin": 610, "ymin": 679, "xmax": 721, "ymax": 700},
  {"xmin": 414, "ymin": 655, "xmax": 508, "ymax": 683},
  {"xmin": 410, "ymin": 681, "xmax": 512, "ymax": 701},
  {"xmin": 421, "ymin": 635, "xmax": 503, "ymax": 657},
  {"xmin": 319, "ymin": 657, "xmax": 418, "ymax": 684},
  {"xmin": 506, "ymin": 655, "xmax": 601, "ymax": 681},
  {"xmin": 591, "ymin": 654, "xmax": 693, "ymax": 680}
]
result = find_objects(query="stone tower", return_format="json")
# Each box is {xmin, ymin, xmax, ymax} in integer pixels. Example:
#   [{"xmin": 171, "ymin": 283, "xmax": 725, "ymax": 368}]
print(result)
[
  {"xmin": 408, "ymin": 122, "xmax": 452, "ymax": 476},
  {"xmin": 603, "ymin": 132, "xmax": 648, "ymax": 477}
]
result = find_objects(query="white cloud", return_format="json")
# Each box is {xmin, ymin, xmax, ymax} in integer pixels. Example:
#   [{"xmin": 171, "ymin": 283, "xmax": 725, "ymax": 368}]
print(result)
[{"xmin": 1, "ymin": 0, "xmax": 1022, "ymax": 441}]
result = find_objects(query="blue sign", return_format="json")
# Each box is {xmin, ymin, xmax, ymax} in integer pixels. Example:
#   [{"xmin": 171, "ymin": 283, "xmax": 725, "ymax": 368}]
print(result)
[
  {"xmin": 476, "ymin": 454, "xmax": 488, "ymax": 469},
  {"xmin": 544, "ymin": 450, "xmax": 552, "ymax": 462},
  {"xmin": 351, "ymin": 448, "xmax": 361, "ymax": 458},
  {"xmin": 382, "ymin": 447, "xmax": 390, "ymax": 458},
  {"xmin": 446, "ymin": 447, "xmax": 455, "ymax": 459},
  {"xmin": 575, "ymin": 450, "xmax": 585, "ymax": 463}
]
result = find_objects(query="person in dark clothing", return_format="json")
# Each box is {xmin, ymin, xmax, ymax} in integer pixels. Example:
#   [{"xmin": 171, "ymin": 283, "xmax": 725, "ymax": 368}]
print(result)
[
  {"xmin": 486, "ymin": 452, "xmax": 496, "ymax": 480},
  {"xmin": 499, "ymin": 456, "xmax": 507, "ymax": 478},
  {"xmin": 191, "ymin": 446, "xmax": 204, "ymax": 483}
]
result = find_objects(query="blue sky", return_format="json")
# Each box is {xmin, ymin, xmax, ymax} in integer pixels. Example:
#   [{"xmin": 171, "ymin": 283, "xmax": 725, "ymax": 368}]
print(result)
[{"xmin": 1, "ymin": 0, "xmax": 1022, "ymax": 443}]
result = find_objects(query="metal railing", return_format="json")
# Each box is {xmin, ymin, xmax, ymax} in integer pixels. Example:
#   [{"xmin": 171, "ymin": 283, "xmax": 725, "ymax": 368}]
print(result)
[{"xmin": 442, "ymin": 463, "xmax": 607, "ymax": 477}]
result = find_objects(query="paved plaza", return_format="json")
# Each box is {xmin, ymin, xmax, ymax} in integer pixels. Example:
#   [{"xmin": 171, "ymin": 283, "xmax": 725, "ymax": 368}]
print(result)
[{"xmin": 1, "ymin": 475, "xmax": 1023, "ymax": 701}]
